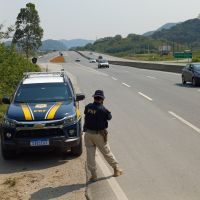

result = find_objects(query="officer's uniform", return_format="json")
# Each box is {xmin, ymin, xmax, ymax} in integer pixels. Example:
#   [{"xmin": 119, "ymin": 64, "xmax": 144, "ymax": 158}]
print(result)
[{"xmin": 84, "ymin": 90, "xmax": 121, "ymax": 180}]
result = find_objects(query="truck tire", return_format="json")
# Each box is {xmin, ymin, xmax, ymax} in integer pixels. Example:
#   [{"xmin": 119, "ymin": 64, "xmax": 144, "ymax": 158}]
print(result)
[
  {"xmin": 71, "ymin": 139, "xmax": 82, "ymax": 156},
  {"xmin": 1, "ymin": 136, "xmax": 16, "ymax": 160}
]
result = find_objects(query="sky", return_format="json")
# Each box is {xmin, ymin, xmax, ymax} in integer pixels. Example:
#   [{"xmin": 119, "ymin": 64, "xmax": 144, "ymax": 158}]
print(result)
[{"xmin": 0, "ymin": 0, "xmax": 199, "ymax": 40}]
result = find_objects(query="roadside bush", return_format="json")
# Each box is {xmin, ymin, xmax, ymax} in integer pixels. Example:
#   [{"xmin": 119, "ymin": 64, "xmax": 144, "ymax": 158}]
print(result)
[
  {"xmin": 192, "ymin": 57, "xmax": 200, "ymax": 62},
  {"xmin": 0, "ymin": 44, "xmax": 40, "ymax": 121}
]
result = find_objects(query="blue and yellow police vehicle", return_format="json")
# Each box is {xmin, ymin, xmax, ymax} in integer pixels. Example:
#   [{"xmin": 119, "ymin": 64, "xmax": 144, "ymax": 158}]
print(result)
[{"xmin": 0, "ymin": 72, "xmax": 85, "ymax": 159}]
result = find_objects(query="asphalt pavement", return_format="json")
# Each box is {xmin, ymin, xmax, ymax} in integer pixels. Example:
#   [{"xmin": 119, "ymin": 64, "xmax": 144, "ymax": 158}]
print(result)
[{"xmin": 40, "ymin": 51, "xmax": 200, "ymax": 200}]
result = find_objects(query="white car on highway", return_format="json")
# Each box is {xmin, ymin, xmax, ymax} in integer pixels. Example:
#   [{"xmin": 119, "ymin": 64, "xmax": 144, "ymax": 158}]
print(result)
[
  {"xmin": 98, "ymin": 59, "xmax": 109, "ymax": 68},
  {"xmin": 89, "ymin": 58, "xmax": 96, "ymax": 63}
]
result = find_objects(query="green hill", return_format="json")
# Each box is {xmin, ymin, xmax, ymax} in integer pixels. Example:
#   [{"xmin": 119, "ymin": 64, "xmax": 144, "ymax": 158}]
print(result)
[
  {"xmin": 78, "ymin": 34, "xmax": 164, "ymax": 56},
  {"xmin": 143, "ymin": 22, "xmax": 178, "ymax": 36},
  {"xmin": 151, "ymin": 18, "xmax": 200, "ymax": 47},
  {"xmin": 39, "ymin": 39, "xmax": 68, "ymax": 51}
]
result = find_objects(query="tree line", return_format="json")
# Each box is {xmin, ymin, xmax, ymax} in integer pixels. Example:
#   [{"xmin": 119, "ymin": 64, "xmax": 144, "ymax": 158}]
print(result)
[{"xmin": 0, "ymin": 3, "xmax": 42, "ymax": 119}]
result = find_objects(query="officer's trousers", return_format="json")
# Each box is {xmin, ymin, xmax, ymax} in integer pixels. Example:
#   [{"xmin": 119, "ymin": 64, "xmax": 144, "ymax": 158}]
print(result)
[{"xmin": 84, "ymin": 130, "xmax": 119, "ymax": 176}]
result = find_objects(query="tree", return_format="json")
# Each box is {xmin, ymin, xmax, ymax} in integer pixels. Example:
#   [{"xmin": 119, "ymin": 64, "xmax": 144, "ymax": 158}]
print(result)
[
  {"xmin": 0, "ymin": 24, "xmax": 14, "ymax": 41},
  {"xmin": 12, "ymin": 3, "xmax": 43, "ymax": 58}
]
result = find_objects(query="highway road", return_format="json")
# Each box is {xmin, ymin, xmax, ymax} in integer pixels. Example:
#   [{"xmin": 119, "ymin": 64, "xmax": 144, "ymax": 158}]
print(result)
[{"xmin": 39, "ymin": 52, "xmax": 200, "ymax": 200}]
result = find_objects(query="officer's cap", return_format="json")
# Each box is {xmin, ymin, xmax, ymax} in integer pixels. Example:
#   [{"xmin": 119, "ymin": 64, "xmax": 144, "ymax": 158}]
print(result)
[{"xmin": 93, "ymin": 90, "xmax": 105, "ymax": 99}]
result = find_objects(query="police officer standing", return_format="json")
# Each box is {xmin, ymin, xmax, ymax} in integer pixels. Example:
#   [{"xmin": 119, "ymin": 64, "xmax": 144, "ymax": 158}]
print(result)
[{"xmin": 84, "ymin": 90, "xmax": 122, "ymax": 181}]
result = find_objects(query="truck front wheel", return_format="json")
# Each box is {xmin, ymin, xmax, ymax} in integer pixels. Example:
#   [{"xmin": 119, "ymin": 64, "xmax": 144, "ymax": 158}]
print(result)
[
  {"xmin": 1, "ymin": 137, "xmax": 16, "ymax": 160},
  {"xmin": 71, "ymin": 139, "xmax": 82, "ymax": 156}
]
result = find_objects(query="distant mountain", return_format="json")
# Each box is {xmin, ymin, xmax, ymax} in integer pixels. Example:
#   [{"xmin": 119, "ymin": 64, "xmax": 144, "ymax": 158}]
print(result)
[
  {"xmin": 3, "ymin": 41, "xmax": 12, "ymax": 46},
  {"xmin": 39, "ymin": 39, "xmax": 94, "ymax": 51},
  {"xmin": 39, "ymin": 39, "xmax": 68, "ymax": 51},
  {"xmin": 143, "ymin": 23, "xmax": 178, "ymax": 36},
  {"xmin": 60, "ymin": 39, "xmax": 94, "ymax": 49},
  {"xmin": 151, "ymin": 18, "xmax": 200, "ymax": 45}
]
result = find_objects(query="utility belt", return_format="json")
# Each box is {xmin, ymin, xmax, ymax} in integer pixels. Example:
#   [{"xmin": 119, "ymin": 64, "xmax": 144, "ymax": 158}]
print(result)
[
  {"xmin": 86, "ymin": 129, "xmax": 104, "ymax": 134},
  {"xmin": 86, "ymin": 129, "xmax": 108, "ymax": 142}
]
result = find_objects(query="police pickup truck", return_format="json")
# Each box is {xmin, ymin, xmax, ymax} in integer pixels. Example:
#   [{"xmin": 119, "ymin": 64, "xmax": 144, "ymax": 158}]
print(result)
[{"xmin": 0, "ymin": 72, "xmax": 85, "ymax": 159}]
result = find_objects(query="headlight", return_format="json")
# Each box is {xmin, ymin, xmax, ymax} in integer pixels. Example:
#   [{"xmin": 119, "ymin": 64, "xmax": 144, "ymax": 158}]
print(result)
[
  {"xmin": 62, "ymin": 115, "xmax": 77, "ymax": 126},
  {"xmin": 4, "ymin": 118, "xmax": 17, "ymax": 128}
]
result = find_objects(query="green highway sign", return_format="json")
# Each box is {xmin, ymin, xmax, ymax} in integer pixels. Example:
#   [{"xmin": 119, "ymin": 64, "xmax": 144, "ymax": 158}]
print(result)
[{"xmin": 174, "ymin": 52, "xmax": 192, "ymax": 59}]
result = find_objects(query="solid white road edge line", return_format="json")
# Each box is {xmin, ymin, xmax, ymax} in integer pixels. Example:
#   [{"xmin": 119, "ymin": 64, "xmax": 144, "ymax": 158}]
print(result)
[
  {"xmin": 122, "ymin": 83, "xmax": 131, "ymax": 87},
  {"xmin": 168, "ymin": 111, "xmax": 200, "ymax": 134},
  {"xmin": 96, "ymin": 151, "xmax": 129, "ymax": 200},
  {"xmin": 112, "ymin": 77, "xmax": 117, "ymax": 80},
  {"xmin": 138, "ymin": 92, "xmax": 153, "ymax": 101}
]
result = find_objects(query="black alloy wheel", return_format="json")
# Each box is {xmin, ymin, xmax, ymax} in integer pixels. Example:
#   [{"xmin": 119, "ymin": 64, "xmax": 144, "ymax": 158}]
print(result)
[
  {"xmin": 192, "ymin": 77, "xmax": 197, "ymax": 86},
  {"xmin": 71, "ymin": 139, "xmax": 82, "ymax": 156},
  {"xmin": 1, "ymin": 135, "xmax": 16, "ymax": 160},
  {"xmin": 182, "ymin": 75, "xmax": 186, "ymax": 85}
]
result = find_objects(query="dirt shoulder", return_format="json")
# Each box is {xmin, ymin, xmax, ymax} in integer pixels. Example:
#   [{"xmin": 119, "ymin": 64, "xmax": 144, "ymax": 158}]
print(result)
[{"xmin": 0, "ymin": 63, "xmax": 87, "ymax": 200}]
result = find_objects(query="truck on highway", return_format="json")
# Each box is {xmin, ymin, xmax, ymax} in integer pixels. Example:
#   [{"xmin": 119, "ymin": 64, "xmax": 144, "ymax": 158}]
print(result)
[{"xmin": 0, "ymin": 72, "xmax": 85, "ymax": 159}]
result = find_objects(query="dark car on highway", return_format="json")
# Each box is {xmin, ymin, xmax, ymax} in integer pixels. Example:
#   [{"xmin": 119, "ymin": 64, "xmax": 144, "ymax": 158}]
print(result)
[
  {"xmin": 75, "ymin": 58, "xmax": 80, "ymax": 62},
  {"xmin": 182, "ymin": 63, "xmax": 200, "ymax": 86}
]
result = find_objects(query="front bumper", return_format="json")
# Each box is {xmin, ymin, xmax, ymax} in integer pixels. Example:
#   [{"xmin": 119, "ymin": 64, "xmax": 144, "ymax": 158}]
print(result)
[
  {"xmin": 1, "ymin": 119, "xmax": 82, "ymax": 151},
  {"xmin": 98, "ymin": 64, "xmax": 109, "ymax": 68},
  {"xmin": 2, "ymin": 136, "xmax": 81, "ymax": 151}
]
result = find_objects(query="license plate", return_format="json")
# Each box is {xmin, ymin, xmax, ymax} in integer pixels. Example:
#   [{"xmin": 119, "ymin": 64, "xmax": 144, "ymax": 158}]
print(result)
[{"xmin": 30, "ymin": 138, "xmax": 49, "ymax": 146}]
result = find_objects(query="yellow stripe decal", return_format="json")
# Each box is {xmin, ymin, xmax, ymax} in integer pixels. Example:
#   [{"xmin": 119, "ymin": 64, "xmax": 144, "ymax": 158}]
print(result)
[
  {"xmin": 46, "ymin": 102, "xmax": 62, "ymax": 120},
  {"xmin": 76, "ymin": 108, "xmax": 81, "ymax": 119},
  {"xmin": 21, "ymin": 104, "xmax": 33, "ymax": 121}
]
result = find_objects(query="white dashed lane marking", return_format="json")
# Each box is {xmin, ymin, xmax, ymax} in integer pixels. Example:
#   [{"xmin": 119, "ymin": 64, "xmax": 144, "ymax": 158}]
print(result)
[
  {"xmin": 122, "ymin": 83, "xmax": 131, "ymax": 88},
  {"xmin": 146, "ymin": 75, "xmax": 157, "ymax": 79},
  {"xmin": 138, "ymin": 92, "xmax": 153, "ymax": 101},
  {"xmin": 168, "ymin": 111, "xmax": 200, "ymax": 134},
  {"xmin": 112, "ymin": 77, "xmax": 118, "ymax": 80}
]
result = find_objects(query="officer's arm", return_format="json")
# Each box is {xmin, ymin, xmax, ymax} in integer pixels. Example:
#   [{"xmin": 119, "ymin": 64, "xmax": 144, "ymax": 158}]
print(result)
[
  {"xmin": 84, "ymin": 106, "xmax": 87, "ymax": 115},
  {"xmin": 107, "ymin": 110, "xmax": 112, "ymax": 120},
  {"xmin": 83, "ymin": 106, "xmax": 88, "ymax": 131}
]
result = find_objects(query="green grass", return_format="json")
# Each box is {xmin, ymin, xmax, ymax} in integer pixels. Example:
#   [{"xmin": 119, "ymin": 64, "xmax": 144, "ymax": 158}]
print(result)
[
  {"xmin": 122, "ymin": 51, "xmax": 200, "ymax": 62},
  {"xmin": 123, "ymin": 53, "xmax": 176, "ymax": 61},
  {"xmin": 0, "ymin": 104, "xmax": 8, "ymax": 122},
  {"xmin": 192, "ymin": 51, "xmax": 200, "ymax": 62}
]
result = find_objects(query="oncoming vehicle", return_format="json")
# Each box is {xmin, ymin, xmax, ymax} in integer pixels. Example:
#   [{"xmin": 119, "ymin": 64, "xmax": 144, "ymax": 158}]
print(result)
[
  {"xmin": 98, "ymin": 59, "xmax": 109, "ymax": 68},
  {"xmin": 182, "ymin": 63, "xmax": 200, "ymax": 86},
  {"xmin": 75, "ymin": 58, "xmax": 80, "ymax": 62},
  {"xmin": 0, "ymin": 72, "xmax": 85, "ymax": 160},
  {"xmin": 89, "ymin": 58, "xmax": 96, "ymax": 63}
]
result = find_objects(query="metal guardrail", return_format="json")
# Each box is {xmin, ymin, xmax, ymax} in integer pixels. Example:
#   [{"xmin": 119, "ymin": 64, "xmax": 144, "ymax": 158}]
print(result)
[{"xmin": 75, "ymin": 51, "xmax": 185, "ymax": 73}]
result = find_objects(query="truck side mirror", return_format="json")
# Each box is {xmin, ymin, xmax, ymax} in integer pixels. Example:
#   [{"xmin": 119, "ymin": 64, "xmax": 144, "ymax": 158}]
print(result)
[
  {"xmin": 76, "ymin": 93, "xmax": 85, "ymax": 101},
  {"xmin": 2, "ymin": 96, "xmax": 10, "ymax": 104}
]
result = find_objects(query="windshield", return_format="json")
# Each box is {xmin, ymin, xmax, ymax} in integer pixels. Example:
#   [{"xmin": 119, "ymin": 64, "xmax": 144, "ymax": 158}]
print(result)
[
  {"xmin": 100, "ymin": 60, "xmax": 108, "ymax": 63},
  {"xmin": 194, "ymin": 64, "xmax": 200, "ymax": 70},
  {"xmin": 14, "ymin": 83, "xmax": 73, "ymax": 103}
]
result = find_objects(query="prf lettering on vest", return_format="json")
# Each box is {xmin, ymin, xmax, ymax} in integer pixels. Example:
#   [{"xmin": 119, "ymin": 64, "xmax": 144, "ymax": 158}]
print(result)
[{"xmin": 88, "ymin": 109, "xmax": 96, "ymax": 114}]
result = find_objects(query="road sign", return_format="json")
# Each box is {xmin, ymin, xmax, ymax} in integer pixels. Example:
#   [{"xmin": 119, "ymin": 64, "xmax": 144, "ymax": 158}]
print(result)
[{"xmin": 174, "ymin": 52, "xmax": 192, "ymax": 59}]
